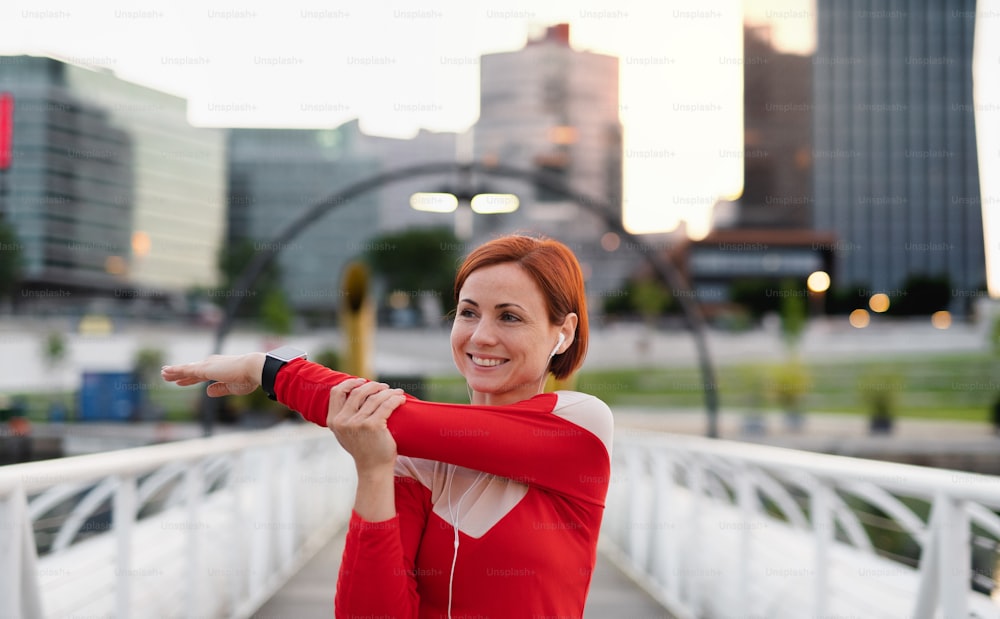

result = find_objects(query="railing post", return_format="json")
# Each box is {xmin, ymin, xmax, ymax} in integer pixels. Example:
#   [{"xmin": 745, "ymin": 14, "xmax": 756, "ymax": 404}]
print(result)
[
  {"xmin": 735, "ymin": 468, "xmax": 755, "ymax": 613},
  {"xmin": 937, "ymin": 495, "xmax": 970, "ymax": 618},
  {"xmin": 685, "ymin": 462, "xmax": 704, "ymax": 615},
  {"xmin": 229, "ymin": 450, "xmax": 249, "ymax": 615},
  {"xmin": 277, "ymin": 445, "xmax": 296, "ymax": 570},
  {"xmin": 113, "ymin": 474, "xmax": 136, "ymax": 619},
  {"xmin": 624, "ymin": 446, "xmax": 645, "ymax": 568},
  {"xmin": 650, "ymin": 451, "xmax": 675, "ymax": 595},
  {"xmin": 0, "ymin": 484, "xmax": 44, "ymax": 618},
  {"xmin": 185, "ymin": 458, "xmax": 205, "ymax": 619},
  {"xmin": 250, "ymin": 446, "xmax": 275, "ymax": 592},
  {"xmin": 811, "ymin": 484, "xmax": 833, "ymax": 618}
]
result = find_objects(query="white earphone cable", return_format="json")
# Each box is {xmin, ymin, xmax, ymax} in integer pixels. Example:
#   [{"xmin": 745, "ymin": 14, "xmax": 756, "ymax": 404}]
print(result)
[
  {"xmin": 445, "ymin": 466, "xmax": 486, "ymax": 619},
  {"xmin": 446, "ymin": 335, "xmax": 562, "ymax": 616}
]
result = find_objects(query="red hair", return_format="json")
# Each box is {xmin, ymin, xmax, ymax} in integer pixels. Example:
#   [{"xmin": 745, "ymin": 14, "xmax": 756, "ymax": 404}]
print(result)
[{"xmin": 453, "ymin": 235, "xmax": 588, "ymax": 380}]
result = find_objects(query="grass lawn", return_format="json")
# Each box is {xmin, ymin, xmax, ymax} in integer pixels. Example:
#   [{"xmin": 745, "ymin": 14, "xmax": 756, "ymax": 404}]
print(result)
[
  {"xmin": 7, "ymin": 351, "xmax": 996, "ymax": 425},
  {"xmin": 429, "ymin": 351, "xmax": 998, "ymax": 424}
]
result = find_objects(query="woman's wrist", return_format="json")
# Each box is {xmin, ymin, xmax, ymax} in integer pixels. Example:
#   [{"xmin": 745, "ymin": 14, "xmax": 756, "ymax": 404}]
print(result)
[
  {"xmin": 353, "ymin": 464, "xmax": 396, "ymax": 522},
  {"xmin": 246, "ymin": 352, "xmax": 267, "ymax": 389},
  {"xmin": 356, "ymin": 462, "xmax": 395, "ymax": 482}
]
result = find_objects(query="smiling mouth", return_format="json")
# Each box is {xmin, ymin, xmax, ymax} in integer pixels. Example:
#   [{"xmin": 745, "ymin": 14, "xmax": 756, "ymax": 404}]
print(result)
[{"xmin": 470, "ymin": 355, "xmax": 507, "ymax": 368}]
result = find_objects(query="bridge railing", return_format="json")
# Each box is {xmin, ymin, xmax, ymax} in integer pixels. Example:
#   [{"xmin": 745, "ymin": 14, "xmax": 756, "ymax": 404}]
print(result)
[
  {"xmin": 0, "ymin": 422, "xmax": 354, "ymax": 619},
  {"xmin": 603, "ymin": 431, "xmax": 1000, "ymax": 619}
]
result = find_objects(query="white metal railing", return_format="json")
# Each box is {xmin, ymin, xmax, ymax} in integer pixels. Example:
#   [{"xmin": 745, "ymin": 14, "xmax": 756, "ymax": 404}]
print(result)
[
  {"xmin": 0, "ymin": 422, "xmax": 355, "ymax": 619},
  {"xmin": 603, "ymin": 431, "xmax": 1000, "ymax": 619}
]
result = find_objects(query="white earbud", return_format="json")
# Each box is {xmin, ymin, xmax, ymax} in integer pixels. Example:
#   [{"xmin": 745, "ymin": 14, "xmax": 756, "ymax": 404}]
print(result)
[{"xmin": 550, "ymin": 332, "xmax": 566, "ymax": 358}]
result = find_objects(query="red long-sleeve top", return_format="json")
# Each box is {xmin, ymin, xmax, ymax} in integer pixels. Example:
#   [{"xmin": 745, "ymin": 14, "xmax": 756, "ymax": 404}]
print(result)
[{"xmin": 275, "ymin": 359, "xmax": 614, "ymax": 619}]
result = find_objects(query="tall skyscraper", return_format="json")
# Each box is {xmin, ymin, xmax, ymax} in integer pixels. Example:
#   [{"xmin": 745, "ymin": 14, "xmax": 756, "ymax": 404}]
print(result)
[
  {"xmin": 738, "ymin": 24, "xmax": 814, "ymax": 229},
  {"xmin": 0, "ymin": 55, "xmax": 226, "ymax": 302},
  {"xmin": 813, "ymin": 2, "xmax": 985, "ymax": 300},
  {"xmin": 473, "ymin": 24, "xmax": 625, "ymax": 295}
]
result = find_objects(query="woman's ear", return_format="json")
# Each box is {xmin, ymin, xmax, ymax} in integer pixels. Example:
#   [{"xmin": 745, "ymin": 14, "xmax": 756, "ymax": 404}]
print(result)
[{"xmin": 557, "ymin": 312, "xmax": 578, "ymax": 352}]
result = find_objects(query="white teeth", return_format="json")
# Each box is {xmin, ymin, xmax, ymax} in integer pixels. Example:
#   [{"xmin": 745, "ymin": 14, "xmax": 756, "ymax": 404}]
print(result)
[{"xmin": 471, "ymin": 356, "xmax": 505, "ymax": 367}]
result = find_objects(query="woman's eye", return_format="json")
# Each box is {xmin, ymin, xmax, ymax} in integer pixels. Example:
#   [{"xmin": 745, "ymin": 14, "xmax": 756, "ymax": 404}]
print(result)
[
  {"xmin": 500, "ymin": 312, "xmax": 521, "ymax": 322},
  {"xmin": 458, "ymin": 308, "xmax": 477, "ymax": 319}
]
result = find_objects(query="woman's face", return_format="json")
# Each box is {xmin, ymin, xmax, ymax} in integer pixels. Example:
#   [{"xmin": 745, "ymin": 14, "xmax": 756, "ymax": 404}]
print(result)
[{"xmin": 451, "ymin": 262, "xmax": 573, "ymax": 406}]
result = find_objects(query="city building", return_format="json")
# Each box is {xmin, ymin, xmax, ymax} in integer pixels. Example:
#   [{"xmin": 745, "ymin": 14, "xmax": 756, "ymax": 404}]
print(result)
[
  {"xmin": 668, "ymin": 228, "xmax": 836, "ymax": 318},
  {"xmin": 737, "ymin": 24, "xmax": 814, "ymax": 229},
  {"xmin": 352, "ymin": 126, "xmax": 460, "ymax": 234},
  {"xmin": 228, "ymin": 121, "xmax": 464, "ymax": 317},
  {"xmin": 472, "ymin": 23, "xmax": 627, "ymax": 297},
  {"xmin": 226, "ymin": 123, "xmax": 382, "ymax": 314},
  {"xmin": 812, "ymin": 1, "xmax": 986, "ymax": 302},
  {"xmin": 0, "ymin": 55, "xmax": 226, "ymax": 305}
]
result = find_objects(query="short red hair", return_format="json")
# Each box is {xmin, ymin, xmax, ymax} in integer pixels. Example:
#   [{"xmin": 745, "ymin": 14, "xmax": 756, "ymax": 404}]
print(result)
[{"xmin": 453, "ymin": 235, "xmax": 588, "ymax": 380}]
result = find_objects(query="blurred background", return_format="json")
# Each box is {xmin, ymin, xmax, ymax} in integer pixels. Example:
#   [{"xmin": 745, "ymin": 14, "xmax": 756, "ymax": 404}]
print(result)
[
  {"xmin": 3, "ymin": 2, "xmax": 1000, "ymax": 617},
  {"xmin": 0, "ymin": 0, "xmax": 997, "ymax": 449}
]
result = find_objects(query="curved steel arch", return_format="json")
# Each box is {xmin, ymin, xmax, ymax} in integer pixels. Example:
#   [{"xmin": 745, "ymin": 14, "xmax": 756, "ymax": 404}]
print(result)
[{"xmin": 210, "ymin": 161, "xmax": 719, "ymax": 437}]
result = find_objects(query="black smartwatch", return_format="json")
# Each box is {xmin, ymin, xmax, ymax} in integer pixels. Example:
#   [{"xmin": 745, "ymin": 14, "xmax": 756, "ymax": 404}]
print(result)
[{"xmin": 262, "ymin": 345, "xmax": 308, "ymax": 401}]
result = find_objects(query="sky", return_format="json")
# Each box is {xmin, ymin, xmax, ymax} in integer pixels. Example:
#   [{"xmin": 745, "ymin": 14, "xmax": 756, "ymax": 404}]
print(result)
[
  {"xmin": 1, "ymin": 0, "xmax": 997, "ymax": 293},
  {"xmin": 0, "ymin": 0, "xmax": 767, "ymax": 237}
]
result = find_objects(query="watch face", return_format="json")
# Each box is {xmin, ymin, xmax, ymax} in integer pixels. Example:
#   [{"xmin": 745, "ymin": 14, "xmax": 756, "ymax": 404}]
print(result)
[{"xmin": 267, "ymin": 345, "xmax": 307, "ymax": 362}]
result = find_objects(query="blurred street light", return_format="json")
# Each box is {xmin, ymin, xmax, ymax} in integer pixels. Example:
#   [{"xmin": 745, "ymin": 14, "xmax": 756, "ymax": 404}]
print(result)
[
  {"xmin": 806, "ymin": 270, "xmax": 830, "ymax": 293},
  {"xmin": 849, "ymin": 308, "xmax": 871, "ymax": 328},
  {"xmin": 131, "ymin": 231, "xmax": 152, "ymax": 257},
  {"xmin": 931, "ymin": 310, "xmax": 952, "ymax": 329},
  {"xmin": 600, "ymin": 232, "xmax": 621, "ymax": 252},
  {"xmin": 409, "ymin": 167, "xmax": 518, "ymax": 240},
  {"xmin": 469, "ymin": 193, "xmax": 519, "ymax": 214},
  {"xmin": 869, "ymin": 293, "xmax": 891, "ymax": 313},
  {"xmin": 409, "ymin": 192, "xmax": 458, "ymax": 213},
  {"xmin": 806, "ymin": 270, "xmax": 830, "ymax": 317}
]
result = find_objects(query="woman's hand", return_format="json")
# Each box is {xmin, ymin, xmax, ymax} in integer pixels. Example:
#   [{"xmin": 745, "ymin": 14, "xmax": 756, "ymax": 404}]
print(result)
[
  {"xmin": 330, "ymin": 379, "xmax": 406, "ymax": 522},
  {"xmin": 161, "ymin": 353, "xmax": 266, "ymax": 398},
  {"xmin": 328, "ymin": 378, "xmax": 405, "ymax": 473}
]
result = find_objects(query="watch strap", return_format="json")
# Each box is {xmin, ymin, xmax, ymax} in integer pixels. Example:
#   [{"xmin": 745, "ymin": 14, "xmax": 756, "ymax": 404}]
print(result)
[
  {"xmin": 262, "ymin": 354, "xmax": 285, "ymax": 401},
  {"xmin": 261, "ymin": 346, "xmax": 307, "ymax": 401}
]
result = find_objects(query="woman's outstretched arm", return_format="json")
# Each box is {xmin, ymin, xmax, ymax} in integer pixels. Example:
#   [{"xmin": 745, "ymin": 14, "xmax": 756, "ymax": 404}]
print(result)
[
  {"xmin": 276, "ymin": 358, "xmax": 612, "ymax": 506},
  {"xmin": 162, "ymin": 354, "xmax": 612, "ymax": 505}
]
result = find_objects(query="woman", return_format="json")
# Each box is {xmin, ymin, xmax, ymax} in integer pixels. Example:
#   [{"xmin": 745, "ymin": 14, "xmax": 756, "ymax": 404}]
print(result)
[{"xmin": 162, "ymin": 234, "xmax": 613, "ymax": 618}]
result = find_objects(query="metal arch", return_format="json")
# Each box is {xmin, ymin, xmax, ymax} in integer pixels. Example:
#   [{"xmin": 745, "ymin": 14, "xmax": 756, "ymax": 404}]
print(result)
[{"xmin": 209, "ymin": 161, "xmax": 719, "ymax": 437}]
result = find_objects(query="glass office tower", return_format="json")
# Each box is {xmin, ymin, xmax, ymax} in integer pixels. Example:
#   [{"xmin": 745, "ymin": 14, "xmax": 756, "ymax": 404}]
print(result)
[
  {"xmin": 813, "ymin": 1, "xmax": 985, "ymax": 299},
  {"xmin": 0, "ymin": 55, "xmax": 226, "ymax": 303}
]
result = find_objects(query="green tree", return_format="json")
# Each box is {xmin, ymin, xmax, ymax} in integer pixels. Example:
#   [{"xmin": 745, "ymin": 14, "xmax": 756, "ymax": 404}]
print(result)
[
  {"xmin": 825, "ymin": 283, "xmax": 869, "ymax": 315},
  {"xmin": 217, "ymin": 238, "xmax": 296, "ymax": 332},
  {"xmin": 260, "ymin": 288, "xmax": 294, "ymax": 335},
  {"xmin": 633, "ymin": 279, "xmax": 673, "ymax": 325},
  {"xmin": 729, "ymin": 277, "xmax": 778, "ymax": 321},
  {"xmin": 43, "ymin": 331, "xmax": 68, "ymax": 369},
  {"xmin": 364, "ymin": 227, "xmax": 462, "ymax": 320},
  {"xmin": 217, "ymin": 239, "xmax": 284, "ymax": 318},
  {"xmin": 41, "ymin": 330, "xmax": 71, "ymax": 416},
  {"xmin": 133, "ymin": 347, "xmax": 165, "ymax": 420},
  {"xmin": 133, "ymin": 347, "xmax": 165, "ymax": 382},
  {"xmin": 600, "ymin": 278, "xmax": 673, "ymax": 322},
  {"xmin": 779, "ymin": 278, "xmax": 807, "ymax": 351},
  {"xmin": 889, "ymin": 274, "xmax": 951, "ymax": 316}
]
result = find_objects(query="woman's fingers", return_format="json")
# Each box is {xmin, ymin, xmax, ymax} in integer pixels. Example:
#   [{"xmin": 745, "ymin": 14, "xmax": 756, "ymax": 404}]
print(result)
[
  {"xmin": 327, "ymin": 378, "xmax": 369, "ymax": 429},
  {"xmin": 365, "ymin": 389, "xmax": 406, "ymax": 422},
  {"xmin": 206, "ymin": 382, "xmax": 233, "ymax": 398},
  {"xmin": 345, "ymin": 381, "xmax": 388, "ymax": 411},
  {"xmin": 328, "ymin": 380, "xmax": 404, "ymax": 432},
  {"xmin": 329, "ymin": 385, "xmax": 403, "ymax": 470}
]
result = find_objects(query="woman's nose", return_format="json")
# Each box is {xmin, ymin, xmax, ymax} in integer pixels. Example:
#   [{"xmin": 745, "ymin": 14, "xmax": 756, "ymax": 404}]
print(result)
[{"xmin": 470, "ymin": 321, "xmax": 498, "ymax": 346}]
